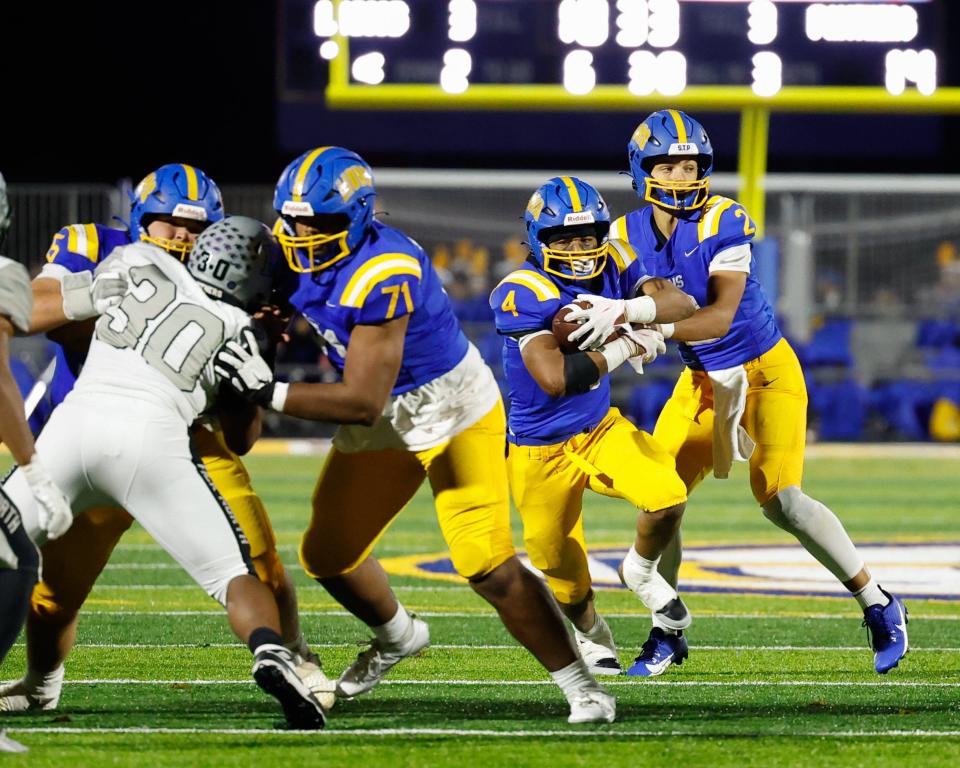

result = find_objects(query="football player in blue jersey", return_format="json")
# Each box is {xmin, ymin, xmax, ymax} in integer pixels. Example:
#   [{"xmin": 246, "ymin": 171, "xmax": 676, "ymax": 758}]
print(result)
[
  {"xmin": 489, "ymin": 176, "xmax": 695, "ymax": 676},
  {"xmin": 568, "ymin": 109, "xmax": 909, "ymax": 677},
  {"xmin": 0, "ymin": 165, "xmax": 334, "ymax": 714},
  {"xmin": 216, "ymin": 147, "xmax": 617, "ymax": 723}
]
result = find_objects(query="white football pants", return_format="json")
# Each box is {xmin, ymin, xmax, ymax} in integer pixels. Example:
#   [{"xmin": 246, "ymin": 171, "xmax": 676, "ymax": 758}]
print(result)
[{"xmin": 0, "ymin": 392, "xmax": 253, "ymax": 604}]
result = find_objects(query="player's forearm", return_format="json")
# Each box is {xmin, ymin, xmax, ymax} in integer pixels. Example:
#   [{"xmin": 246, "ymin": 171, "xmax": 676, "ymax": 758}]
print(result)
[
  {"xmin": 29, "ymin": 278, "xmax": 71, "ymax": 334},
  {"xmin": 215, "ymin": 390, "xmax": 263, "ymax": 456},
  {"xmin": 0, "ymin": 355, "xmax": 36, "ymax": 465},
  {"xmin": 279, "ymin": 381, "xmax": 386, "ymax": 426},
  {"xmin": 669, "ymin": 305, "xmax": 736, "ymax": 342},
  {"xmin": 638, "ymin": 281, "xmax": 697, "ymax": 324}
]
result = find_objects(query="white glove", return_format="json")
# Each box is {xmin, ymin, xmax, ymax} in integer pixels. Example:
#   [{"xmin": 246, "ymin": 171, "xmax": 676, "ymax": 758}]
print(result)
[
  {"xmin": 620, "ymin": 326, "xmax": 666, "ymax": 374},
  {"xmin": 565, "ymin": 294, "xmax": 626, "ymax": 351},
  {"xmin": 20, "ymin": 456, "xmax": 73, "ymax": 540},
  {"xmin": 214, "ymin": 328, "xmax": 280, "ymax": 408},
  {"xmin": 61, "ymin": 270, "xmax": 128, "ymax": 320}
]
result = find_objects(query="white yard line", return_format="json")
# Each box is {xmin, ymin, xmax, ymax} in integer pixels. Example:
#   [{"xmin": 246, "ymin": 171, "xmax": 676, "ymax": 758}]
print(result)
[
  {"xmin": 82, "ymin": 609, "xmax": 960, "ymax": 621},
  {"xmin": 7, "ymin": 726, "xmax": 960, "ymax": 738},
  {"xmin": 11, "ymin": 642, "xmax": 959, "ymax": 652},
  {"xmin": 28, "ymin": 679, "xmax": 960, "ymax": 688}
]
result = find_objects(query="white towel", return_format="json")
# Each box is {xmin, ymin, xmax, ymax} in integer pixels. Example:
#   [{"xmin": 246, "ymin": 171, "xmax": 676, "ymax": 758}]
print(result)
[{"xmin": 707, "ymin": 365, "xmax": 756, "ymax": 479}]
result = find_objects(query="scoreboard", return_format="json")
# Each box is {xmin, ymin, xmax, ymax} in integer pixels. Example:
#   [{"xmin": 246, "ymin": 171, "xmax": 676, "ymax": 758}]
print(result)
[{"xmin": 278, "ymin": 0, "xmax": 957, "ymax": 112}]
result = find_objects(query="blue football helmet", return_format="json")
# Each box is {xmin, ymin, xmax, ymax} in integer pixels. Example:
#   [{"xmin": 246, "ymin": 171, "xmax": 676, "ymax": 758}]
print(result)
[
  {"xmin": 525, "ymin": 176, "xmax": 610, "ymax": 281},
  {"xmin": 628, "ymin": 109, "xmax": 713, "ymax": 217},
  {"xmin": 129, "ymin": 164, "xmax": 224, "ymax": 260},
  {"xmin": 273, "ymin": 146, "xmax": 376, "ymax": 273}
]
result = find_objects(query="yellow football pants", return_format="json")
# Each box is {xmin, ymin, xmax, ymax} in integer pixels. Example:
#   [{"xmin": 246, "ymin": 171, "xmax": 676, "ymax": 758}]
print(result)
[
  {"xmin": 652, "ymin": 337, "xmax": 808, "ymax": 505},
  {"xmin": 300, "ymin": 400, "xmax": 515, "ymax": 582},
  {"xmin": 31, "ymin": 426, "xmax": 285, "ymax": 621},
  {"xmin": 507, "ymin": 408, "xmax": 688, "ymax": 606}
]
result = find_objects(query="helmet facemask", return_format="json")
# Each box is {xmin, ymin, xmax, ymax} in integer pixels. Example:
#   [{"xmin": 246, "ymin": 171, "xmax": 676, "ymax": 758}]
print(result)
[
  {"xmin": 539, "ymin": 223, "xmax": 610, "ymax": 281},
  {"xmin": 639, "ymin": 155, "xmax": 711, "ymax": 218},
  {"xmin": 273, "ymin": 213, "xmax": 352, "ymax": 273}
]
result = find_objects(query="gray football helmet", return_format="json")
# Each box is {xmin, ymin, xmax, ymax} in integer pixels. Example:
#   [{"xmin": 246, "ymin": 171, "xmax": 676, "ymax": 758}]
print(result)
[
  {"xmin": 0, "ymin": 172, "xmax": 11, "ymax": 251},
  {"xmin": 186, "ymin": 215, "xmax": 276, "ymax": 310}
]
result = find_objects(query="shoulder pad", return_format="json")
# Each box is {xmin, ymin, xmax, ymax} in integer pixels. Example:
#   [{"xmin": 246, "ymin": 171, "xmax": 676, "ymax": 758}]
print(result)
[
  {"xmin": 610, "ymin": 215, "xmax": 630, "ymax": 242},
  {"xmin": 338, "ymin": 251, "xmax": 422, "ymax": 308},
  {"xmin": 607, "ymin": 239, "xmax": 639, "ymax": 273},
  {"xmin": 494, "ymin": 269, "xmax": 561, "ymax": 303},
  {"xmin": 46, "ymin": 223, "xmax": 103, "ymax": 263},
  {"xmin": 697, "ymin": 196, "xmax": 754, "ymax": 243}
]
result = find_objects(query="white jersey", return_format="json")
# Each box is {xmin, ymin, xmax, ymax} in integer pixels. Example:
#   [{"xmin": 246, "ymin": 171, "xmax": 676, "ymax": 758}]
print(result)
[
  {"xmin": 0, "ymin": 254, "xmax": 32, "ymax": 333},
  {"xmin": 76, "ymin": 242, "xmax": 249, "ymax": 424}
]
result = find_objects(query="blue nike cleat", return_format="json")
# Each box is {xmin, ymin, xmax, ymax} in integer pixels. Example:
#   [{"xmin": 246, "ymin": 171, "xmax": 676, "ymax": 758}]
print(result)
[
  {"xmin": 626, "ymin": 628, "xmax": 688, "ymax": 677},
  {"xmin": 862, "ymin": 589, "xmax": 909, "ymax": 674}
]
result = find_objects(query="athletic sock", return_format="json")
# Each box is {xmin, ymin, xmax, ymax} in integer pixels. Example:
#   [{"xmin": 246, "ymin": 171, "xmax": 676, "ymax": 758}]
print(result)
[
  {"xmin": 22, "ymin": 665, "xmax": 64, "ymax": 696},
  {"xmin": 550, "ymin": 658, "xmax": 597, "ymax": 699},
  {"xmin": 248, "ymin": 627, "xmax": 284, "ymax": 654},
  {"xmin": 622, "ymin": 546, "xmax": 660, "ymax": 582},
  {"xmin": 372, "ymin": 604, "xmax": 414, "ymax": 648},
  {"xmin": 853, "ymin": 580, "xmax": 890, "ymax": 610},
  {"xmin": 578, "ymin": 614, "xmax": 610, "ymax": 641}
]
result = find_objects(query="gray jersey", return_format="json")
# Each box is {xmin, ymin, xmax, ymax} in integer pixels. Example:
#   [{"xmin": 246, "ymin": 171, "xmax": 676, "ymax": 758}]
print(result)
[
  {"xmin": 0, "ymin": 255, "xmax": 32, "ymax": 333},
  {"xmin": 78, "ymin": 242, "xmax": 249, "ymax": 424}
]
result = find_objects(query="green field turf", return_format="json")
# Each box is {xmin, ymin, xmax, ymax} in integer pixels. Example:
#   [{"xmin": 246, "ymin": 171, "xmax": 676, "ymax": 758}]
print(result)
[{"xmin": 1, "ymin": 453, "xmax": 958, "ymax": 766}]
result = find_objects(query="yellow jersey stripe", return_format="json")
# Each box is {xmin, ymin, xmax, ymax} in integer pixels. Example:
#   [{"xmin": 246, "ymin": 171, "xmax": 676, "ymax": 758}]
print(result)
[
  {"xmin": 496, "ymin": 270, "xmax": 561, "ymax": 302},
  {"xmin": 667, "ymin": 109, "xmax": 688, "ymax": 144},
  {"xmin": 560, "ymin": 176, "xmax": 582, "ymax": 212},
  {"xmin": 182, "ymin": 164, "xmax": 199, "ymax": 201},
  {"xmin": 293, "ymin": 147, "xmax": 332, "ymax": 201},
  {"xmin": 698, "ymin": 197, "xmax": 736, "ymax": 241},
  {"xmin": 67, "ymin": 225, "xmax": 80, "ymax": 254},
  {"xmin": 610, "ymin": 216, "xmax": 628, "ymax": 241},
  {"xmin": 83, "ymin": 224, "xmax": 99, "ymax": 261},
  {"xmin": 340, "ymin": 254, "xmax": 422, "ymax": 307},
  {"xmin": 608, "ymin": 239, "xmax": 637, "ymax": 273}
]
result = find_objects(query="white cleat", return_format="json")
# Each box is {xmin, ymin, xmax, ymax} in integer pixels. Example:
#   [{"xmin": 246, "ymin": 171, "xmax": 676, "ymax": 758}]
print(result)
[
  {"xmin": 574, "ymin": 619, "xmax": 622, "ymax": 676},
  {"xmin": 567, "ymin": 687, "xmax": 616, "ymax": 724},
  {"xmin": 0, "ymin": 673, "xmax": 62, "ymax": 713},
  {"xmin": 336, "ymin": 617, "xmax": 430, "ymax": 699},
  {"xmin": 296, "ymin": 659, "xmax": 337, "ymax": 711},
  {"xmin": 0, "ymin": 730, "xmax": 29, "ymax": 753}
]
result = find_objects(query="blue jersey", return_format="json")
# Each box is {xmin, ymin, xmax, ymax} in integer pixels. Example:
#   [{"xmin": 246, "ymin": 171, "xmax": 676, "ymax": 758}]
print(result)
[
  {"xmin": 41, "ymin": 223, "xmax": 132, "ymax": 415},
  {"xmin": 490, "ymin": 241, "xmax": 645, "ymax": 446},
  {"xmin": 612, "ymin": 196, "xmax": 781, "ymax": 371},
  {"xmin": 288, "ymin": 220, "xmax": 469, "ymax": 395}
]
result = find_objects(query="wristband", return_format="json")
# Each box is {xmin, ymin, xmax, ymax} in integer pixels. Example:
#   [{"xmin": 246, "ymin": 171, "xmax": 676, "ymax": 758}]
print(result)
[
  {"xmin": 624, "ymin": 295, "xmax": 657, "ymax": 324},
  {"xmin": 599, "ymin": 336, "xmax": 638, "ymax": 374},
  {"xmin": 270, "ymin": 381, "xmax": 289, "ymax": 412},
  {"xmin": 659, "ymin": 322, "xmax": 675, "ymax": 339}
]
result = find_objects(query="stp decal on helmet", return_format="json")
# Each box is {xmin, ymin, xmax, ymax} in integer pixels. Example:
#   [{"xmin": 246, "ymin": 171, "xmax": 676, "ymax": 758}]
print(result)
[
  {"xmin": 628, "ymin": 109, "xmax": 714, "ymax": 217},
  {"xmin": 129, "ymin": 164, "xmax": 224, "ymax": 260},
  {"xmin": 272, "ymin": 146, "xmax": 376, "ymax": 273},
  {"xmin": 524, "ymin": 176, "xmax": 610, "ymax": 281}
]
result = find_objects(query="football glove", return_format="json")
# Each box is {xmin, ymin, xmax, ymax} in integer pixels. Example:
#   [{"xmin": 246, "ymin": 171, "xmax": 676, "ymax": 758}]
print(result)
[
  {"xmin": 620, "ymin": 325, "xmax": 665, "ymax": 374},
  {"xmin": 566, "ymin": 295, "xmax": 625, "ymax": 351},
  {"xmin": 214, "ymin": 328, "xmax": 276, "ymax": 406},
  {"xmin": 20, "ymin": 456, "xmax": 72, "ymax": 540},
  {"xmin": 61, "ymin": 270, "xmax": 128, "ymax": 321}
]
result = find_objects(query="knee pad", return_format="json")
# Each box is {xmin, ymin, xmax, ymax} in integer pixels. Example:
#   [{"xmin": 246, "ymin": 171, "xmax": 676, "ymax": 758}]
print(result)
[{"xmin": 251, "ymin": 548, "xmax": 287, "ymax": 593}]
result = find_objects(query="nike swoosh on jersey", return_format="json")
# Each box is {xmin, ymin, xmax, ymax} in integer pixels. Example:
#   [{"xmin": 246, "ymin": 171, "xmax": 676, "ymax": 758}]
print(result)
[{"xmin": 684, "ymin": 246, "xmax": 699, "ymax": 257}]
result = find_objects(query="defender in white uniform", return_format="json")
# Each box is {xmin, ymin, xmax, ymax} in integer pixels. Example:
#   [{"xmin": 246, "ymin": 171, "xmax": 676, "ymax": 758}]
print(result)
[{"xmin": 0, "ymin": 217, "xmax": 326, "ymax": 730}]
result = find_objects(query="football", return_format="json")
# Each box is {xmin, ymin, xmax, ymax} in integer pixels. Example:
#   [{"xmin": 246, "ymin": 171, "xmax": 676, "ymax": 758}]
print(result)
[{"xmin": 551, "ymin": 301, "xmax": 624, "ymax": 353}]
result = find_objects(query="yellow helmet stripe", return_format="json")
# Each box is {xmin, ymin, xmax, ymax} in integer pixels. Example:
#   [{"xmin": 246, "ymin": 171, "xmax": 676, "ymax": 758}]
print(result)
[
  {"xmin": 293, "ymin": 146, "xmax": 332, "ymax": 202},
  {"xmin": 560, "ymin": 176, "xmax": 582, "ymax": 213},
  {"xmin": 666, "ymin": 109, "xmax": 688, "ymax": 144},
  {"xmin": 182, "ymin": 164, "xmax": 199, "ymax": 201}
]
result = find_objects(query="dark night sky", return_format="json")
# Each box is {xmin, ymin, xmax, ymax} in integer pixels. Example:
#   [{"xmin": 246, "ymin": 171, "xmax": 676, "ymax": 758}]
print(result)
[{"xmin": 4, "ymin": 0, "xmax": 960, "ymax": 183}]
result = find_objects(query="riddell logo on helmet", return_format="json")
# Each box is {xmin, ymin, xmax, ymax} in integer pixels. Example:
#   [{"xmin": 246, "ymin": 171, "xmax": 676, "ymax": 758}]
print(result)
[
  {"xmin": 281, "ymin": 201, "xmax": 315, "ymax": 217},
  {"xmin": 172, "ymin": 203, "xmax": 209, "ymax": 221},
  {"xmin": 563, "ymin": 212, "xmax": 595, "ymax": 226}
]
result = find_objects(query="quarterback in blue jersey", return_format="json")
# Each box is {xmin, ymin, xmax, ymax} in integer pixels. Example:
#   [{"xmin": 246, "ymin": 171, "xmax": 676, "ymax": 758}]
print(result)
[
  {"xmin": 490, "ymin": 176, "xmax": 695, "ymax": 676},
  {"xmin": 216, "ymin": 147, "xmax": 616, "ymax": 724},
  {"xmin": 0, "ymin": 165, "xmax": 333, "ymax": 715},
  {"xmin": 570, "ymin": 110, "xmax": 908, "ymax": 677}
]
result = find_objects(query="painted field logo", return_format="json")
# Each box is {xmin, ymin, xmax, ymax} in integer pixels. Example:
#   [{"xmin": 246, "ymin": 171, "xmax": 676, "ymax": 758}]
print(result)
[{"xmin": 381, "ymin": 542, "xmax": 960, "ymax": 601}]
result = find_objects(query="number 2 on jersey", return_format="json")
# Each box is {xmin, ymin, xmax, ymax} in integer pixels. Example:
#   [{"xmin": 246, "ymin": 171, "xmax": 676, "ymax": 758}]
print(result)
[{"xmin": 734, "ymin": 208, "xmax": 756, "ymax": 237}]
